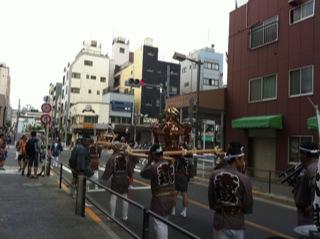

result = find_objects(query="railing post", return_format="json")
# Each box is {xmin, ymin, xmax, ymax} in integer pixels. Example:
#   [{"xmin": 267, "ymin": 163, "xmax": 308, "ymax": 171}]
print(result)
[
  {"xmin": 45, "ymin": 157, "xmax": 51, "ymax": 176},
  {"xmin": 193, "ymin": 156, "xmax": 198, "ymax": 177},
  {"xmin": 268, "ymin": 170, "xmax": 271, "ymax": 194},
  {"xmin": 75, "ymin": 175, "xmax": 86, "ymax": 217},
  {"xmin": 142, "ymin": 208, "xmax": 149, "ymax": 239},
  {"xmin": 202, "ymin": 160, "xmax": 205, "ymax": 177},
  {"xmin": 59, "ymin": 163, "xmax": 63, "ymax": 189}
]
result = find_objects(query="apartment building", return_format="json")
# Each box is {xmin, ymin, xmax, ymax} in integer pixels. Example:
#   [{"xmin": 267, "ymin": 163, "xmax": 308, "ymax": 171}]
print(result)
[
  {"xmin": 0, "ymin": 63, "xmax": 11, "ymax": 130},
  {"xmin": 226, "ymin": 0, "xmax": 318, "ymax": 171},
  {"xmin": 61, "ymin": 41, "xmax": 111, "ymax": 143},
  {"xmin": 180, "ymin": 46, "xmax": 224, "ymax": 95}
]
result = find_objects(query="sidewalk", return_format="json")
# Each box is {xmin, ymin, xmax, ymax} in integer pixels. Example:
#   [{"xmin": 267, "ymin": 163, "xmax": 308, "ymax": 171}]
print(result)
[{"xmin": 0, "ymin": 147, "xmax": 122, "ymax": 239}]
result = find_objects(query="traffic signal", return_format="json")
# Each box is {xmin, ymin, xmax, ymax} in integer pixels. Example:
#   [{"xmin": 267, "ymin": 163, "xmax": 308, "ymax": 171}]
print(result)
[{"xmin": 125, "ymin": 78, "xmax": 145, "ymax": 87}]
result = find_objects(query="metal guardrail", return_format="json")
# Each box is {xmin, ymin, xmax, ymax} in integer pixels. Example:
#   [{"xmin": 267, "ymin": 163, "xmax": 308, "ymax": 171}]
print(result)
[
  {"xmin": 193, "ymin": 156, "xmax": 292, "ymax": 197},
  {"xmin": 57, "ymin": 163, "xmax": 200, "ymax": 239}
]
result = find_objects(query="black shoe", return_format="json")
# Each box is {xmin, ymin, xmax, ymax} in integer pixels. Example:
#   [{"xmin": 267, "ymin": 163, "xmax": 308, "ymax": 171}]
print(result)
[{"xmin": 21, "ymin": 171, "xmax": 24, "ymax": 176}]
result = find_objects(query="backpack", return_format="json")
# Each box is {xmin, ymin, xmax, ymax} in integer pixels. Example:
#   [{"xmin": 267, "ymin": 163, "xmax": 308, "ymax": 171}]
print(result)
[
  {"xmin": 69, "ymin": 146, "xmax": 78, "ymax": 170},
  {"xmin": 26, "ymin": 139, "xmax": 37, "ymax": 157}
]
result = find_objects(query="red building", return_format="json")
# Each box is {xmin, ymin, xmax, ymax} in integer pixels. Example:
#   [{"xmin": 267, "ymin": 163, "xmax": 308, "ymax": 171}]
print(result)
[{"xmin": 226, "ymin": 0, "xmax": 319, "ymax": 171}]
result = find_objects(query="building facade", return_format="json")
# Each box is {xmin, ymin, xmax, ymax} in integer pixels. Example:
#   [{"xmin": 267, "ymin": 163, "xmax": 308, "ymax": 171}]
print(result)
[
  {"xmin": 115, "ymin": 38, "xmax": 181, "ymax": 121},
  {"xmin": 180, "ymin": 46, "xmax": 224, "ymax": 95},
  {"xmin": 0, "ymin": 63, "xmax": 11, "ymax": 131},
  {"xmin": 49, "ymin": 82, "xmax": 62, "ymax": 137},
  {"xmin": 226, "ymin": 0, "xmax": 318, "ymax": 171},
  {"xmin": 61, "ymin": 41, "xmax": 111, "ymax": 143}
]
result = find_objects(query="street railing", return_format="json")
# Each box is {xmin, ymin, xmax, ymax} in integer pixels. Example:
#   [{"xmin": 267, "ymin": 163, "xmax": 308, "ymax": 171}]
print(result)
[
  {"xmin": 193, "ymin": 156, "xmax": 292, "ymax": 198},
  {"xmin": 56, "ymin": 163, "xmax": 200, "ymax": 239}
]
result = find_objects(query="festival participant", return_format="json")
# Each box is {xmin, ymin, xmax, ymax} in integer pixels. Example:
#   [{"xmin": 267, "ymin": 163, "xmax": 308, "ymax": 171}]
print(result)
[
  {"xmin": 102, "ymin": 141, "xmax": 132, "ymax": 221},
  {"xmin": 208, "ymin": 142, "xmax": 253, "ymax": 239},
  {"xmin": 140, "ymin": 144, "xmax": 175, "ymax": 239},
  {"xmin": 294, "ymin": 142, "xmax": 319, "ymax": 226}
]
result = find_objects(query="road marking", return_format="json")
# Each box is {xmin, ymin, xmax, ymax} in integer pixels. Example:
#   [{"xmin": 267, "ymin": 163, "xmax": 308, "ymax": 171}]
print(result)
[
  {"xmin": 59, "ymin": 180, "xmax": 103, "ymax": 225},
  {"xmin": 129, "ymin": 186, "xmax": 150, "ymax": 190},
  {"xmin": 245, "ymin": 221, "xmax": 295, "ymax": 239},
  {"xmin": 133, "ymin": 177, "xmax": 295, "ymax": 239},
  {"xmin": 85, "ymin": 207, "xmax": 102, "ymax": 223},
  {"xmin": 0, "ymin": 166, "xmax": 20, "ymax": 175},
  {"xmin": 133, "ymin": 178, "xmax": 149, "ymax": 187}
]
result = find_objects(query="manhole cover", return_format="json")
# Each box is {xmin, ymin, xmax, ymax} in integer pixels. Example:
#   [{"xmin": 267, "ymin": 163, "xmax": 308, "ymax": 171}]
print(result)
[{"xmin": 23, "ymin": 182, "xmax": 43, "ymax": 187}]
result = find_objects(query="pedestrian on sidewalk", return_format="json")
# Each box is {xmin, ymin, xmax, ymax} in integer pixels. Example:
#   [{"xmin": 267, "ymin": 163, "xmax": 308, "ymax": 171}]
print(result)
[
  {"xmin": 69, "ymin": 135, "xmax": 94, "ymax": 198},
  {"xmin": 208, "ymin": 142, "xmax": 253, "ymax": 239},
  {"xmin": 25, "ymin": 131, "xmax": 40, "ymax": 178},
  {"xmin": 171, "ymin": 156, "xmax": 194, "ymax": 218},
  {"xmin": 17, "ymin": 135, "xmax": 27, "ymax": 172},
  {"xmin": 51, "ymin": 137, "xmax": 63, "ymax": 167},
  {"xmin": 293, "ymin": 142, "xmax": 319, "ymax": 226},
  {"xmin": 140, "ymin": 144, "xmax": 175, "ymax": 239},
  {"xmin": 101, "ymin": 141, "xmax": 132, "ymax": 221},
  {"xmin": 0, "ymin": 133, "xmax": 7, "ymax": 170}
]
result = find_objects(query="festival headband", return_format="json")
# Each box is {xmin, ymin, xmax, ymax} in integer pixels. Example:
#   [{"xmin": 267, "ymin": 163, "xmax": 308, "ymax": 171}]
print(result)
[
  {"xmin": 299, "ymin": 146, "xmax": 320, "ymax": 154},
  {"xmin": 224, "ymin": 153, "xmax": 245, "ymax": 161},
  {"xmin": 151, "ymin": 146, "xmax": 163, "ymax": 154}
]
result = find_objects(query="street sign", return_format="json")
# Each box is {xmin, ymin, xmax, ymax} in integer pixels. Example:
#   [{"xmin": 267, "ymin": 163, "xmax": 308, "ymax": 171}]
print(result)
[
  {"xmin": 41, "ymin": 103, "xmax": 52, "ymax": 113},
  {"xmin": 43, "ymin": 95, "xmax": 50, "ymax": 103},
  {"xmin": 40, "ymin": 114, "xmax": 51, "ymax": 125}
]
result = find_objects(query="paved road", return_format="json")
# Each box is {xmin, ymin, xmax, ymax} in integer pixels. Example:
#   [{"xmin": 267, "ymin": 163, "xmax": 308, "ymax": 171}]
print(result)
[{"xmin": 50, "ymin": 149, "xmax": 298, "ymax": 239}]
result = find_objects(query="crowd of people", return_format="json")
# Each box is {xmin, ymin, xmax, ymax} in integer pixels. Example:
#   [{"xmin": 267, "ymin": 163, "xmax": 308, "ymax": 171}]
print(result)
[{"xmin": 4, "ymin": 128, "xmax": 319, "ymax": 239}]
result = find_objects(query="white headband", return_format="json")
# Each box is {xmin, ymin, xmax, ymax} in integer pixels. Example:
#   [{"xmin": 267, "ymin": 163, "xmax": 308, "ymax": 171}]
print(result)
[
  {"xmin": 225, "ymin": 153, "xmax": 245, "ymax": 161},
  {"xmin": 299, "ymin": 146, "xmax": 319, "ymax": 154}
]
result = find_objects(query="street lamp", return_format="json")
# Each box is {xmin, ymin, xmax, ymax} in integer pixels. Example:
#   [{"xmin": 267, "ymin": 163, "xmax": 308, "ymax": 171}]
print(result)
[{"xmin": 173, "ymin": 52, "xmax": 203, "ymax": 149}]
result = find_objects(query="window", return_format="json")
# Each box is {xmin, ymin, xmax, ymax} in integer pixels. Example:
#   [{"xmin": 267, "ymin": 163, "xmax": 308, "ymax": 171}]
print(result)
[
  {"xmin": 289, "ymin": 136, "xmax": 312, "ymax": 163},
  {"xmin": 119, "ymin": 47, "xmax": 125, "ymax": 53},
  {"xmin": 145, "ymin": 101, "xmax": 152, "ymax": 107},
  {"xmin": 184, "ymin": 82, "xmax": 189, "ymax": 87},
  {"xmin": 289, "ymin": 65, "xmax": 313, "ymax": 97},
  {"xmin": 88, "ymin": 89, "xmax": 92, "ymax": 94},
  {"xmin": 97, "ymin": 90, "xmax": 100, "ymax": 95},
  {"xmin": 84, "ymin": 116, "xmax": 98, "ymax": 123},
  {"xmin": 84, "ymin": 60, "xmax": 93, "ymax": 66},
  {"xmin": 102, "ymin": 88, "xmax": 108, "ymax": 95},
  {"xmin": 90, "ymin": 75, "xmax": 96, "ymax": 80},
  {"xmin": 71, "ymin": 87, "xmax": 80, "ymax": 94},
  {"xmin": 204, "ymin": 62, "xmax": 219, "ymax": 71},
  {"xmin": 100, "ymin": 77, "xmax": 106, "ymax": 82},
  {"xmin": 290, "ymin": 0, "xmax": 314, "ymax": 24},
  {"xmin": 170, "ymin": 86, "xmax": 178, "ymax": 95},
  {"xmin": 203, "ymin": 78, "xmax": 220, "ymax": 87},
  {"xmin": 249, "ymin": 74, "xmax": 277, "ymax": 102},
  {"xmin": 250, "ymin": 16, "xmax": 278, "ymax": 49},
  {"xmin": 86, "ymin": 74, "xmax": 89, "ymax": 79},
  {"xmin": 182, "ymin": 67, "xmax": 187, "ymax": 73},
  {"xmin": 71, "ymin": 72, "xmax": 81, "ymax": 79},
  {"xmin": 146, "ymin": 68, "xmax": 154, "ymax": 73}
]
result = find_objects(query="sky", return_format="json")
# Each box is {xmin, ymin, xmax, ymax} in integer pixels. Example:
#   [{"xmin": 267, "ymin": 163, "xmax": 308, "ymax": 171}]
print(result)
[{"xmin": 0, "ymin": 0, "xmax": 246, "ymax": 110}]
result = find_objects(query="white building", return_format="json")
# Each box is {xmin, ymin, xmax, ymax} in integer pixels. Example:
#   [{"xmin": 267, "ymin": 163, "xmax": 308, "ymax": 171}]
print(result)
[
  {"xmin": 0, "ymin": 63, "xmax": 11, "ymax": 131},
  {"xmin": 179, "ymin": 46, "xmax": 224, "ymax": 95},
  {"xmin": 112, "ymin": 37, "xmax": 130, "ymax": 67},
  {"xmin": 61, "ymin": 41, "xmax": 112, "ymax": 143}
]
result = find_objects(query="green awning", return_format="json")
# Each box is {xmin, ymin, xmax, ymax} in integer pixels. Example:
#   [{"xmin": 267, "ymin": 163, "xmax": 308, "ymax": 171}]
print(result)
[
  {"xmin": 202, "ymin": 135, "xmax": 213, "ymax": 142},
  {"xmin": 307, "ymin": 116, "xmax": 318, "ymax": 129},
  {"xmin": 232, "ymin": 115, "xmax": 283, "ymax": 129}
]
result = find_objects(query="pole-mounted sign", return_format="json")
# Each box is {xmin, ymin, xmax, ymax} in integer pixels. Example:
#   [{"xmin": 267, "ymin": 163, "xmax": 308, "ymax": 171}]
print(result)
[
  {"xmin": 40, "ymin": 114, "xmax": 51, "ymax": 125},
  {"xmin": 41, "ymin": 103, "xmax": 52, "ymax": 113}
]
